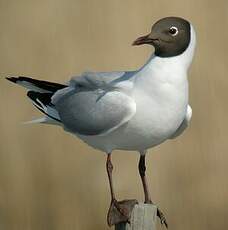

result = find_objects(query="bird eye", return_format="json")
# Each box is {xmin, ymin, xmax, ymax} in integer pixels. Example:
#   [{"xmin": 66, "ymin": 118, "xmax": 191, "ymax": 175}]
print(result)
[{"xmin": 169, "ymin": 26, "xmax": 178, "ymax": 36}]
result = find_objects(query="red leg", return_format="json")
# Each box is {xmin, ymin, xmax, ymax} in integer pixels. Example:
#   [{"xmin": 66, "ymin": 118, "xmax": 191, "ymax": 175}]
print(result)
[
  {"xmin": 138, "ymin": 152, "xmax": 168, "ymax": 228},
  {"xmin": 106, "ymin": 153, "xmax": 138, "ymax": 226}
]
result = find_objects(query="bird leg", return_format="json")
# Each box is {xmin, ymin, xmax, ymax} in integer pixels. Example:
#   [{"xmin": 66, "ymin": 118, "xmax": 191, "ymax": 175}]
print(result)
[
  {"xmin": 106, "ymin": 154, "xmax": 138, "ymax": 226},
  {"xmin": 138, "ymin": 153, "xmax": 168, "ymax": 228}
]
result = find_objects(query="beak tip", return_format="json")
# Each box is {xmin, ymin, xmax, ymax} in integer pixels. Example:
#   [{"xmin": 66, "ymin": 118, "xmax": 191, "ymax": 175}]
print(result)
[
  {"xmin": 132, "ymin": 38, "xmax": 142, "ymax": 46},
  {"xmin": 132, "ymin": 34, "xmax": 151, "ymax": 46}
]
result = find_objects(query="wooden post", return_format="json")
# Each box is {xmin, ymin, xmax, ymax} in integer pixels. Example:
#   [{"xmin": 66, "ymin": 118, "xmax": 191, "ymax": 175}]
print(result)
[{"xmin": 115, "ymin": 203, "xmax": 157, "ymax": 230}]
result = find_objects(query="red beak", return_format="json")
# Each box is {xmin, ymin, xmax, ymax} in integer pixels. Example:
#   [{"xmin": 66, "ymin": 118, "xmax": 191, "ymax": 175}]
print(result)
[{"xmin": 132, "ymin": 34, "xmax": 158, "ymax": 46}]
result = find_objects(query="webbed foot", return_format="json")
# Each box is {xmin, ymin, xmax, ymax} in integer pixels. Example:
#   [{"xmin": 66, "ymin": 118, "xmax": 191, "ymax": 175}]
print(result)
[{"xmin": 107, "ymin": 199, "xmax": 138, "ymax": 226}]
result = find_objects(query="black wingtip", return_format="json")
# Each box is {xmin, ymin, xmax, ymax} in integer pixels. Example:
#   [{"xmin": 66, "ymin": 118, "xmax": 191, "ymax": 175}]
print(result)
[{"xmin": 6, "ymin": 76, "xmax": 18, "ymax": 83}]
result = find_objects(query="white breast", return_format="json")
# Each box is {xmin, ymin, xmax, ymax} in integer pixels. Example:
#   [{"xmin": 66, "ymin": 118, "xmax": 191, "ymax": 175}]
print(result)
[{"xmin": 127, "ymin": 56, "xmax": 189, "ymax": 148}]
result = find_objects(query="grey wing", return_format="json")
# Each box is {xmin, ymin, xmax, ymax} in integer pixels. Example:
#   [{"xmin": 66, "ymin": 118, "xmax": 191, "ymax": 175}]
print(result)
[
  {"xmin": 54, "ymin": 89, "xmax": 136, "ymax": 135},
  {"xmin": 169, "ymin": 105, "xmax": 192, "ymax": 139},
  {"xmin": 51, "ymin": 70, "xmax": 136, "ymax": 135}
]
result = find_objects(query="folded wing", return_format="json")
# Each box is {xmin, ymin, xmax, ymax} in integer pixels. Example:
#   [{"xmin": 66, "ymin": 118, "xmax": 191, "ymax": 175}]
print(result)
[{"xmin": 54, "ymin": 71, "xmax": 136, "ymax": 136}]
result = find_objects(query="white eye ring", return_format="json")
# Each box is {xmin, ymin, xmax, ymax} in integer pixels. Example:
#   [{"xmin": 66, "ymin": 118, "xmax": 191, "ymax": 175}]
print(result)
[{"xmin": 169, "ymin": 26, "xmax": 178, "ymax": 36}]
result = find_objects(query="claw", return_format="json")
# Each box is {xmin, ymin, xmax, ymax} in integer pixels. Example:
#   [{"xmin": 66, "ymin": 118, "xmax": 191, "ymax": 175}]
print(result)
[
  {"xmin": 157, "ymin": 208, "xmax": 168, "ymax": 228},
  {"xmin": 107, "ymin": 199, "xmax": 138, "ymax": 226},
  {"xmin": 144, "ymin": 200, "xmax": 168, "ymax": 228}
]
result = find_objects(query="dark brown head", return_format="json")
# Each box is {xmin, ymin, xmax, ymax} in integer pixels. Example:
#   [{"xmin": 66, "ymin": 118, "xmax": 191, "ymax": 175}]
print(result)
[{"xmin": 132, "ymin": 17, "xmax": 191, "ymax": 57}]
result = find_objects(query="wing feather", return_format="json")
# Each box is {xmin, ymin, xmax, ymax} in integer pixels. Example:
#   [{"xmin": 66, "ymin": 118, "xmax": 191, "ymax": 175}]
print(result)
[
  {"xmin": 55, "ymin": 89, "xmax": 136, "ymax": 136},
  {"xmin": 52, "ymin": 71, "xmax": 136, "ymax": 135}
]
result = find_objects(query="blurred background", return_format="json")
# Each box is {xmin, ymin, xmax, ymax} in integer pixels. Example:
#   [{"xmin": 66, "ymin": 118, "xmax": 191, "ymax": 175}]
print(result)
[{"xmin": 0, "ymin": 0, "xmax": 227, "ymax": 229}]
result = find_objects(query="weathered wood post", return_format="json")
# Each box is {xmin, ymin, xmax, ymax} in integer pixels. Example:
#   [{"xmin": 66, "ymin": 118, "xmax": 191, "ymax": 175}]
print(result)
[{"xmin": 115, "ymin": 203, "xmax": 157, "ymax": 230}]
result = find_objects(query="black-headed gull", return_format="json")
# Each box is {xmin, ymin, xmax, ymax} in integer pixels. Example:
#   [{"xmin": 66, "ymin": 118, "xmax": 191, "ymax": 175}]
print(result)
[{"xmin": 7, "ymin": 16, "xmax": 196, "ymax": 228}]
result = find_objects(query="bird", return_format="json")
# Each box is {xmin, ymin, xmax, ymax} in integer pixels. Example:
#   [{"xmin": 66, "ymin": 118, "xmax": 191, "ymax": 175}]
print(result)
[{"xmin": 6, "ymin": 16, "xmax": 196, "ymax": 228}]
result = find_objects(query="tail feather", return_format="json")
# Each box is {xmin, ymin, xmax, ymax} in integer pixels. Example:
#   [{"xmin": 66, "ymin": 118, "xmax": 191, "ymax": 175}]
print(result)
[
  {"xmin": 6, "ymin": 76, "xmax": 67, "ymax": 93},
  {"xmin": 6, "ymin": 76, "xmax": 65, "ymax": 123},
  {"xmin": 27, "ymin": 91, "xmax": 61, "ymax": 122},
  {"xmin": 22, "ymin": 116, "xmax": 62, "ymax": 126}
]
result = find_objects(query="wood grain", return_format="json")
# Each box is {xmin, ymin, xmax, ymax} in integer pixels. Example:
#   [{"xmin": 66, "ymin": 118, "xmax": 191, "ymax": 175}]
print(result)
[{"xmin": 115, "ymin": 203, "xmax": 157, "ymax": 230}]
